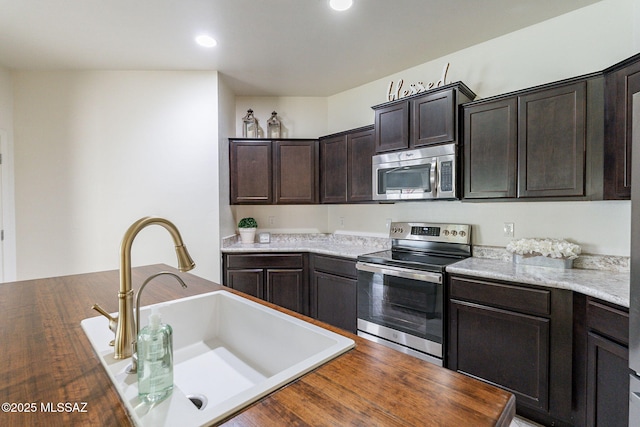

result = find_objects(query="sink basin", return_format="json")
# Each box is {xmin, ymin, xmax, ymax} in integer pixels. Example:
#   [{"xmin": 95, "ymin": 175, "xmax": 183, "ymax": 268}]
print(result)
[{"xmin": 81, "ymin": 290, "xmax": 355, "ymax": 426}]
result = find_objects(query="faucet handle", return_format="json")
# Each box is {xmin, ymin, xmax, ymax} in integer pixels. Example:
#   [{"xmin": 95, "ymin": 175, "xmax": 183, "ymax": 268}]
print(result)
[{"xmin": 92, "ymin": 303, "xmax": 118, "ymax": 332}]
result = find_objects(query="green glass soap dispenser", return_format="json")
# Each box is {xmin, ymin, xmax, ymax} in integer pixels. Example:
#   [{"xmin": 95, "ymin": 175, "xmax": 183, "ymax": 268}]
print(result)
[{"xmin": 137, "ymin": 306, "xmax": 173, "ymax": 404}]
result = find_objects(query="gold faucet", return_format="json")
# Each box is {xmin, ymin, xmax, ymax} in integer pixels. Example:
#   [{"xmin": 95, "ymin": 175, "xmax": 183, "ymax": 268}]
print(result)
[{"xmin": 93, "ymin": 216, "xmax": 195, "ymax": 359}]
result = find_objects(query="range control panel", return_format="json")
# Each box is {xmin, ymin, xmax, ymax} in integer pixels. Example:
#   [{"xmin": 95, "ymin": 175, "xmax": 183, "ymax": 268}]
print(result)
[{"xmin": 389, "ymin": 222, "xmax": 471, "ymax": 244}]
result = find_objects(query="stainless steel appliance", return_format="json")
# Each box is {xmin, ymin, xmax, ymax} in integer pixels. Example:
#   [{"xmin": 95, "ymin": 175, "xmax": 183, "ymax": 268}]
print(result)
[
  {"xmin": 630, "ymin": 92, "xmax": 640, "ymax": 426},
  {"xmin": 356, "ymin": 222, "xmax": 471, "ymax": 366},
  {"xmin": 372, "ymin": 143, "xmax": 457, "ymax": 201}
]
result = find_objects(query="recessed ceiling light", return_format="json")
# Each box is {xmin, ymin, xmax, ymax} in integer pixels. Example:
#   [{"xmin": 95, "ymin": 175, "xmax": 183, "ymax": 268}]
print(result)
[
  {"xmin": 195, "ymin": 35, "xmax": 217, "ymax": 48},
  {"xmin": 329, "ymin": 0, "xmax": 353, "ymax": 11}
]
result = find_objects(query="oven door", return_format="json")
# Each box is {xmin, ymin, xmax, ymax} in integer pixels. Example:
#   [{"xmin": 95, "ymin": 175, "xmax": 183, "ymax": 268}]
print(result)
[{"xmin": 356, "ymin": 262, "xmax": 444, "ymax": 363}]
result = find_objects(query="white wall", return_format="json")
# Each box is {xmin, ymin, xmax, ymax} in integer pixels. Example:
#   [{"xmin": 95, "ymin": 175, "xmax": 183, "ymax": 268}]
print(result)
[
  {"xmin": 13, "ymin": 71, "xmax": 221, "ymax": 281},
  {"xmin": 235, "ymin": 97, "xmax": 328, "ymax": 139},
  {"xmin": 217, "ymin": 77, "xmax": 236, "ymax": 241},
  {"xmin": 235, "ymin": 0, "xmax": 639, "ymax": 257},
  {"xmin": 327, "ymin": 0, "xmax": 639, "ymax": 131},
  {"xmin": 0, "ymin": 66, "xmax": 17, "ymax": 281}
]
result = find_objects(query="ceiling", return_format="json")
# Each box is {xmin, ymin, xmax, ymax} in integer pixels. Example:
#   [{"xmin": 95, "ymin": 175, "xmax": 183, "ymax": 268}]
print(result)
[{"xmin": 0, "ymin": 0, "xmax": 601, "ymax": 96}]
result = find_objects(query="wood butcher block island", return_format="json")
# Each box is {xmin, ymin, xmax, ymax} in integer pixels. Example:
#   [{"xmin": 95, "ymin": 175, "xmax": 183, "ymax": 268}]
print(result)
[{"xmin": 0, "ymin": 264, "xmax": 515, "ymax": 426}]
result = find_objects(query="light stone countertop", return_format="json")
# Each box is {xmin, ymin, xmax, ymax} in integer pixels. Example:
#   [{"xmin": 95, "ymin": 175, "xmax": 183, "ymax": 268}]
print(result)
[
  {"xmin": 221, "ymin": 233, "xmax": 390, "ymax": 260},
  {"xmin": 446, "ymin": 257, "xmax": 630, "ymax": 308},
  {"xmin": 222, "ymin": 234, "xmax": 630, "ymax": 308}
]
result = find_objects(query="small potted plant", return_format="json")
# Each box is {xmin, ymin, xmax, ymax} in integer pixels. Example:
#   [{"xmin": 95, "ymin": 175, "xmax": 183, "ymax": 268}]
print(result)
[{"xmin": 238, "ymin": 217, "xmax": 258, "ymax": 244}]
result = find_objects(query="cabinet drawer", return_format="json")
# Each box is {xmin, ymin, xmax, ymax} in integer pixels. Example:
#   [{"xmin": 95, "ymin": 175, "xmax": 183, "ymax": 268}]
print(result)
[
  {"xmin": 312, "ymin": 254, "xmax": 357, "ymax": 279},
  {"xmin": 226, "ymin": 253, "xmax": 304, "ymax": 269},
  {"xmin": 450, "ymin": 276, "xmax": 551, "ymax": 316},
  {"xmin": 586, "ymin": 298, "xmax": 629, "ymax": 345}
]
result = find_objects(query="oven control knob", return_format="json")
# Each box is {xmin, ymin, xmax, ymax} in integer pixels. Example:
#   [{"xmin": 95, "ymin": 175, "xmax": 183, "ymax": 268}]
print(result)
[
  {"xmin": 459, "ymin": 230, "xmax": 466, "ymax": 237},
  {"xmin": 443, "ymin": 230, "xmax": 450, "ymax": 236},
  {"xmin": 451, "ymin": 230, "xmax": 458, "ymax": 236}
]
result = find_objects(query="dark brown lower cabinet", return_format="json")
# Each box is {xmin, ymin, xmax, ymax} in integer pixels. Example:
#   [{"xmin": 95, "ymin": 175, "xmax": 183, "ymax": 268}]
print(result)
[
  {"xmin": 223, "ymin": 253, "xmax": 308, "ymax": 315},
  {"xmin": 310, "ymin": 254, "xmax": 357, "ymax": 333},
  {"xmin": 586, "ymin": 333, "xmax": 629, "ymax": 426},
  {"xmin": 448, "ymin": 275, "xmax": 573, "ymax": 426},
  {"xmin": 574, "ymin": 294, "xmax": 629, "ymax": 427}
]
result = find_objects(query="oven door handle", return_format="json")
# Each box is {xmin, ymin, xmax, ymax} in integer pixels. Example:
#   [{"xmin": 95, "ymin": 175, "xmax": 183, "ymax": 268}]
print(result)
[{"xmin": 356, "ymin": 262, "xmax": 442, "ymax": 284}]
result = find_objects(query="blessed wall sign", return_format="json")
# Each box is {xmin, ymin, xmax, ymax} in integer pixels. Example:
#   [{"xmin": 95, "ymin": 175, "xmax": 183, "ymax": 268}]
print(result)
[{"xmin": 386, "ymin": 63, "xmax": 450, "ymax": 102}]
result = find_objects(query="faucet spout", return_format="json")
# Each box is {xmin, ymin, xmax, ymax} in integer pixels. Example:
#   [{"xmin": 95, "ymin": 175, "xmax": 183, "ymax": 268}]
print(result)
[
  {"xmin": 127, "ymin": 271, "xmax": 188, "ymax": 373},
  {"xmin": 114, "ymin": 216, "xmax": 195, "ymax": 359}
]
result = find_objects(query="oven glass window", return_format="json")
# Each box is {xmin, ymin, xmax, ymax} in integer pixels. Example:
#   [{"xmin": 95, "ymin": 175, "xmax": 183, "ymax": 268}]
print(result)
[
  {"xmin": 358, "ymin": 271, "xmax": 442, "ymax": 344},
  {"xmin": 378, "ymin": 163, "xmax": 432, "ymax": 194}
]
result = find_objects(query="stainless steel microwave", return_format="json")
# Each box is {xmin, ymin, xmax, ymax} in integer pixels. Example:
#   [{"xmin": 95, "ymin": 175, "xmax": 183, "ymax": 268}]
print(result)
[{"xmin": 372, "ymin": 144, "xmax": 457, "ymax": 201}]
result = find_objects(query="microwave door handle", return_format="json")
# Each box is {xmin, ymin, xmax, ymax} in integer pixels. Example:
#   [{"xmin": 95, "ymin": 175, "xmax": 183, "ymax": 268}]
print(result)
[{"xmin": 430, "ymin": 161, "xmax": 437, "ymax": 196}]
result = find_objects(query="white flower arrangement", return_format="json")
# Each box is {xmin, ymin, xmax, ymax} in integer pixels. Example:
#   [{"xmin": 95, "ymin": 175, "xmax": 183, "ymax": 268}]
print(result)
[{"xmin": 506, "ymin": 238, "xmax": 582, "ymax": 260}]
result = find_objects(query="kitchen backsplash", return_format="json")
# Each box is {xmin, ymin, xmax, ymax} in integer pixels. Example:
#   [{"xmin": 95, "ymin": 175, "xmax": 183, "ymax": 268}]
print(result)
[{"xmin": 473, "ymin": 245, "xmax": 630, "ymax": 273}]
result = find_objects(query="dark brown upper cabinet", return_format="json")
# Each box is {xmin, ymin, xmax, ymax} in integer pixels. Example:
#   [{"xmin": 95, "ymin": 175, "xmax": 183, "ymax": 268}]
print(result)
[
  {"xmin": 462, "ymin": 74, "xmax": 604, "ymax": 200},
  {"xmin": 464, "ymin": 98, "xmax": 518, "ymax": 199},
  {"xmin": 230, "ymin": 138, "xmax": 318, "ymax": 205},
  {"xmin": 604, "ymin": 52, "xmax": 640, "ymax": 200},
  {"xmin": 518, "ymin": 82, "xmax": 587, "ymax": 198},
  {"xmin": 372, "ymin": 82, "xmax": 476, "ymax": 153},
  {"xmin": 230, "ymin": 139, "xmax": 273, "ymax": 204},
  {"xmin": 412, "ymin": 89, "xmax": 455, "ymax": 147},
  {"xmin": 274, "ymin": 139, "xmax": 319, "ymax": 204},
  {"xmin": 319, "ymin": 125, "xmax": 375, "ymax": 203}
]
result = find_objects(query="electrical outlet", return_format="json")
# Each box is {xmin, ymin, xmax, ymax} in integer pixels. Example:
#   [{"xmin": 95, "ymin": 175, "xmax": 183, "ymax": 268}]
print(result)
[
  {"xmin": 268, "ymin": 216, "xmax": 275, "ymax": 226},
  {"xmin": 339, "ymin": 217, "xmax": 345, "ymax": 228},
  {"xmin": 385, "ymin": 218, "xmax": 392, "ymax": 229},
  {"xmin": 503, "ymin": 222, "xmax": 514, "ymax": 237}
]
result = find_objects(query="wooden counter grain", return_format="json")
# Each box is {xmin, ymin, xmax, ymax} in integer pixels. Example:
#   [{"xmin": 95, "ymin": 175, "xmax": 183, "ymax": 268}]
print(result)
[{"xmin": 0, "ymin": 265, "xmax": 515, "ymax": 426}]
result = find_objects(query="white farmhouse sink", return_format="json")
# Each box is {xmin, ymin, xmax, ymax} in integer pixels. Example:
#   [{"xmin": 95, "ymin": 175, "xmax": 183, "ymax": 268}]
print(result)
[{"xmin": 81, "ymin": 290, "xmax": 355, "ymax": 426}]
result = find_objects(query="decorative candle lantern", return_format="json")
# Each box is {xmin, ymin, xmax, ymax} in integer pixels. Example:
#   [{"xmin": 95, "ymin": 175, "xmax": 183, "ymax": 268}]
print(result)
[
  {"xmin": 242, "ymin": 109, "xmax": 258, "ymax": 138},
  {"xmin": 267, "ymin": 111, "xmax": 282, "ymax": 139}
]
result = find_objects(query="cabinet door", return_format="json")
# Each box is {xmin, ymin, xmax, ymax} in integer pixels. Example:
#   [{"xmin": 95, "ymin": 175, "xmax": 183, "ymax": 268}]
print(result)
[
  {"xmin": 266, "ymin": 269, "xmax": 307, "ymax": 315},
  {"xmin": 463, "ymin": 98, "xmax": 518, "ymax": 199},
  {"xmin": 517, "ymin": 82, "xmax": 586, "ymax": 197},
  {"xmin": 225, "ymin": 269, "xmax": 264, "ymax": 299},
  {"xmin": 586, "ymin": 332, "xmax": 629, "ymax": 427},
  {"xmin": 604, "ymin": 57, "xmax": 640, "ymax": 200},
  {"xmin": 311, "ymin": 271, "xmax": 357, "ymax": 333},
  {"xmin": 230, "ymin": 140, "xmax": 272, "ymax": 204},
  {"xmin": 347, "ymin": 127, "xmax": 375, "ymax": 202},
  {"xmin": 411, "ymin": 89, "xmax": 455, "ymax": 147},
  {"xmin": 320, "ymin": 135, "xmax": 348, "ymax": 203},
  {"xmin": 374, "ymin": 102, "xmax": 409, "ymax": 153},
  {"xmin": 274, "ymin": 140, "xmax": 318, "ymax": 204},
  {"xmin": 449, "ymin": 300, "xmax": 550, "ymax": 412}
]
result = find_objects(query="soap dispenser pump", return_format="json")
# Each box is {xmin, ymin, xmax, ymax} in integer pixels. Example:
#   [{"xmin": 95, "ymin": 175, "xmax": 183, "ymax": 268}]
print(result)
[{"xmin": 137, "ymin": 306, "xmax": 173, "ymax": 403}]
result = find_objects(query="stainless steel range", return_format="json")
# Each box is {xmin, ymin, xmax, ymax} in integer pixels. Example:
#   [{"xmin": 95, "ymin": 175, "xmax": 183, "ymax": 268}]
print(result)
[{"xmin": 356, "ymin": 222, "xmax": 471, "ymax": 366}]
